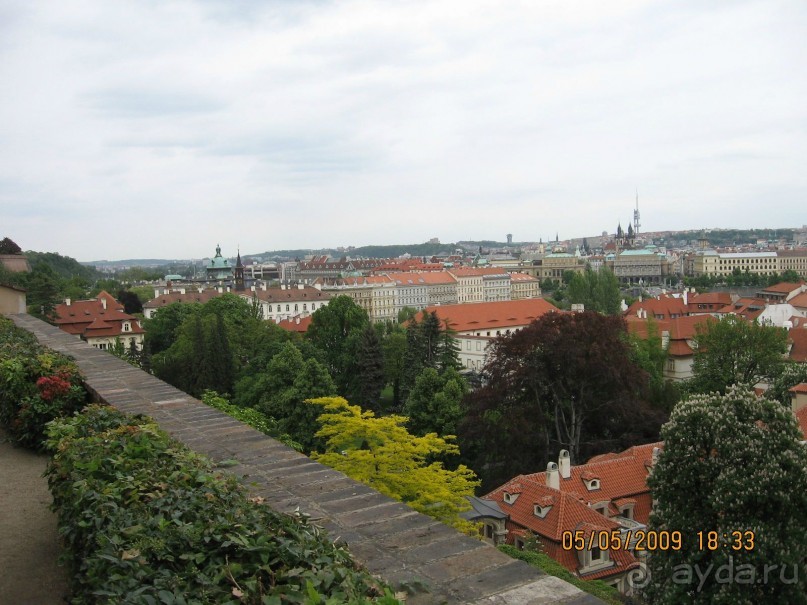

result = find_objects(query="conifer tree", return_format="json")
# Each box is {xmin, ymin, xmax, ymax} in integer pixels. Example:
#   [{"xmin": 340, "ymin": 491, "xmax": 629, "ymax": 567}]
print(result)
[{"xmin": 355, "ymin": 325, "xmax": 385, "ymax": 412}]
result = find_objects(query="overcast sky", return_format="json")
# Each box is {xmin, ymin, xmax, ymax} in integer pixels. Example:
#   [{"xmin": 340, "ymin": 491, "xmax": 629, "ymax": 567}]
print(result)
[{"xmin": 2, "ymin": 0, "xmax": 805, "ymax": 262}]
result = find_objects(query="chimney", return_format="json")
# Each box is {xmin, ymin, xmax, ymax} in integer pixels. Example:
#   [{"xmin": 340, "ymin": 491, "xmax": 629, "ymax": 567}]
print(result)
[
  {"xmin": 250, "ymin": 285, "xmax": 256, "ymax": 292},
  {"xmin": 101, "ymin": 296, "xmax": 107, "ymax": 310},
  {"xmin": 652, "ymin": 447, "xmax": 660, "ymax": 466},
  {"xmin": 64, "ymin": 298, "xmax": 71, "ymax": 306},
  {"xmin": 261, "ymin": 283, "xmax": 267, "ymax": 291},
  {"xmin": 546, "ymin": 462, "xmax": 559, "ymax": 490},
  {"xmin": 179, "ymin": 288, "xmax": 186, "ymax": 295},
  {"xmin": 559, "ymin": 450, "xmax": 571, "ymax": 479},
  {"xmin": 281, "ymin": 284, "xmax": 286, "ymax": 290},
  {"xmin": 298, "ymin": 284, "xmax": 304, "ymax": 290},
  {"xmin": 154, "ymin": 289, "xmax": 160, "ymax": 299},
  {"xmin": 217, "ymin": 286, "xmax": 223, "ymax": 293},
  {"xmin": 683, "ymin": 289, "xmax": 688, "ymax": 306}
]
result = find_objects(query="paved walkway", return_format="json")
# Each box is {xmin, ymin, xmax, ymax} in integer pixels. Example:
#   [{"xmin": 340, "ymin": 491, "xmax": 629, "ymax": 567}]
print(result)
[{"xmin": 0, "ymin": 428, "xmax": 68, "ymax": 604}]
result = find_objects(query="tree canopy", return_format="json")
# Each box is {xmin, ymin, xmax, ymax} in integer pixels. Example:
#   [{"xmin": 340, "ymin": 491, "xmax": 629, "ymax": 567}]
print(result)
[
  {"xmin": 646, "ymin": 386, "xmax": 807, "ymax": 603},
  {"xmin": 309, "ymin": 396, "xmax": 479, "ymax": 531},
  {"xmin": 566, "ymin": 266, "xmax": 622, "ymax": 315},
  {"xmin": 459, "ymin": 311, "xmax": 664, "ymax": 490},
  {"xmin": 688, "ymin": 315, "xmax": 788, "ymax": 395}
]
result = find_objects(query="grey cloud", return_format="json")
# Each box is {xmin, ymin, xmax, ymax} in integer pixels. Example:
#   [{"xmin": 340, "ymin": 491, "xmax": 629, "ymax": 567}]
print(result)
[{"xmin": 80, "ymin": 89, "xmax": 225, "ymax": 119}]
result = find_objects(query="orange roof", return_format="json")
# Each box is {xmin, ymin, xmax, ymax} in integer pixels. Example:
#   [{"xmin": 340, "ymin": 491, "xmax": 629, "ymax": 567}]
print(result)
[
  {"xmin": 419, "ymin": 299, "xmax": 558, "ymax": 333},
  {"xmin": 53, "ymin": 291, "xmax": 144, "ymax": 339},
  {"xmin": 789, "ymin": 328, "xmax": 807, "ymax": 362},
  {"xmin": 626, "ymin": 315, "xmax": 715, "ymax": 357},
  {"xmin": 487, "ymin": 477, "xmax": 621, "ymax": 543},
  {"xmin": 385, "ymin": 271, "xmax": 457, "ymax": 285},
  {"xmin": 717, "ymin": 298, "xmax": 765, "ymax": 321},
  {"xmin": 789, "ymin": 382, "xmax": 807, "ymax": 394},
  {"xmin": 688, "ymin": 292, "xmax": 732, "ymax": 305},
  {"xmin": 143, "ymin": 290, "xmax": 222, "ymax": 309},
  {"xmin": 761, "ymin": 282, "xmax": 805, "ymax": 294},
  {"xmin": 250, "ymin": 286, "xmax": 331, "ymax": 302},
  {"xmin": 448, "ymin": 267, "xmax": 510, "ymax": 278},
  {"xmin": 509, "ymin": 272, "xmax": 539, "ymax": 282},
  {"xmin": 790, "ymin": 292, "xmax": 807, "ymax": 309},
  {"xmin": 625, "ymin": 294, "xmax": 688, "ymax": 319},
  {"xmin": 796, "ymin": 406, "xmax": 807, "ymax": 440},
  {"xmin": 275, "ymin": 315, "xmax": 312, "ymax": 333}
]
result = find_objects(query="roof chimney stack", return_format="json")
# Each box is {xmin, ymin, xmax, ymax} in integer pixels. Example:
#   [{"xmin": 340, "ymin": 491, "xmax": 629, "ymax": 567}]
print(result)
[
  {"xmin": 101, "ymin": 296, "xmax": 107, "ymax": 310},
  {"xmin": 64, "ymin": 298, "xmax": 71, "ymax": 306},
  {"xmin": 559, "ymin": 450, "xmax": 571, "ymax": 480},
  {"xmin": 546, "ymin": 462, "xmax": 560, "ymax": 490}
]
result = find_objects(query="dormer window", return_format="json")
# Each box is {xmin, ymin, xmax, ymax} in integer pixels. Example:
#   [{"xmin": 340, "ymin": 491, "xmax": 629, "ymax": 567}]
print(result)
[
  {"xmin": 584, "ymin": 478, "xmax": 600, "ymax": 491},
  {"xmin": 503, "ymin": 491, "xmax": 519, "ymax": 504},
  {"xmin": 533, "ymin": 504, "xmax": 552, "ymax": 518},
  {"xmin": 123, "ymin": 322, "xmax": 130, "ymax": 332}
]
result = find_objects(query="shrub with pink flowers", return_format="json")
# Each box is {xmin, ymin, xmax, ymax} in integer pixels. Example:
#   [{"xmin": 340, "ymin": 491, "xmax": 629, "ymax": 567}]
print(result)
[{"xmin": 0, "ymin": 317, "xmax": 87, "ymax": 450}]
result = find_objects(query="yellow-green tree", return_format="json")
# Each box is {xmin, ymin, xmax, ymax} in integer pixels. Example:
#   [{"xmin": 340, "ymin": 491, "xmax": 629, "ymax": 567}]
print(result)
[{"xmin": 308, "ymin": 397, "xmax": 479, "ymax": 531}]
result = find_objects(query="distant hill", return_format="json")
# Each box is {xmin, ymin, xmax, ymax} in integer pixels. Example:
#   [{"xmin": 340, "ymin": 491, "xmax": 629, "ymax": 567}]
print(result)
[{"xmin": 26, "ymin": 250, "xmax": 104, "ymax": 281}]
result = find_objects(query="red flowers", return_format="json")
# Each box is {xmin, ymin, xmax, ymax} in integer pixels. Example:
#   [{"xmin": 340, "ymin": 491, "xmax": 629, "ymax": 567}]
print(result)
[{"xmin": 36, "ymin": 373, "xmax": 73, "ymax": 402}]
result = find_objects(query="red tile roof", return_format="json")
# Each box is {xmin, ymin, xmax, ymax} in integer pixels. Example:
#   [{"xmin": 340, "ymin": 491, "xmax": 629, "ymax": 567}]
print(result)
[
  {"xmin": 795, "ymin": 404, "xmax": 807, "ymax": 440},
  {"xmin": 625, "ymin": 295, "xmax": 688, "ymax": 319},
  {"xmin": 143, "ymin": 290, "xmax": 222, "ymax": 309},
  {"xmin": 790, "ymin": 382, "xmax": 807, "ymax": 395},
  {"xmin": 509, "ymin": 272, "xmax": 540, "ymax": 282},
  {"xmin": 789, "ymin": 328, "xmax": 807, "ymax": 362},
  {"xmin": 419, "ymin": 299, "xmax": 558, "ymax": 333},
  {"xmin": 716, "ymin": 298, "xmax": 766, "ymax": 321},
  {"xmin": 53, "ymin": 291, "xmax": 144, "ymax": 340},
  {"xmin": 385, "ymin": 271, "xmax": 457, "ymax": 285},
  {"xmin": 790, "ymin": 292, "xmax": 807, "ymax": 310},
  {"xmin": 481, "ymin": 444, "xmax": 659, "ymax": 579},
  {"xmin": 275, "ymin": 315, "xmax": 313, "ymax": 333},
  {"xmin": 249, "ymin": 286, "xmax": 331, "ymax": 302},
  {"xmin": 761, "ymin": 282, "xmax": 805, "ymax": 294}
]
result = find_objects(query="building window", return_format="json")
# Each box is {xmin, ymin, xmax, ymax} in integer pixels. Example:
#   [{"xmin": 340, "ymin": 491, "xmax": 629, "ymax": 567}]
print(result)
[
  {"xmin": 123, "ymin": 323, "xmax": 130, "ymax": 332},
  {"xmin": 476, "ymin": 341, "xmax": 482, "ymax": 351},
  {"xmin": 286, "ymin": 305, "xmax": 290, "ymax": 312}
]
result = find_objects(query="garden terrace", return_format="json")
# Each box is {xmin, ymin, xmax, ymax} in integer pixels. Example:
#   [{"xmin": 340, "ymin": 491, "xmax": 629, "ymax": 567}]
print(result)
[{"xmin": 8, "ymin": 314, "xmax": 602, "ymax": 605}]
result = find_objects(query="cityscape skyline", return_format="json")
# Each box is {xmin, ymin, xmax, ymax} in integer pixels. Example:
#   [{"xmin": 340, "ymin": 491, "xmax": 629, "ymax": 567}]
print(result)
[{"xmin": 2, "ymin": 0, "xmax": 805, "ymax": 262}]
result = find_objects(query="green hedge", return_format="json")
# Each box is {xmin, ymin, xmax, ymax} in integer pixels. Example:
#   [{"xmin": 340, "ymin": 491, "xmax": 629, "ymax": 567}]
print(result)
[
  {"xmin": 0, "ymin": 316, "xmax": 87, "ymax": 450},
  {"xmin": 201, "ymin": 390, "xmax": 303, "ymax": 452},
  {"xmin": 46, "ymin": 405, "xmax": 400, "ymax": 604},
  {"xmin": 498, "ymin": 545, "xmax": 627, "ymax": 605}
]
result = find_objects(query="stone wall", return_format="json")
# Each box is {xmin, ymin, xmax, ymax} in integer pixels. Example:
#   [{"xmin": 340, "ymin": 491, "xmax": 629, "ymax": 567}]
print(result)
[{"xmin": 9, "ymin": 314, "xmax": 602, "ymax": 605}]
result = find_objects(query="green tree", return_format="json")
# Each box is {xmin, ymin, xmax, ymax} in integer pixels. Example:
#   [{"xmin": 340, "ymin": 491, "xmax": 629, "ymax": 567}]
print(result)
[
  {"xmin": 382, "ymin": 329, "xmax": 407, "ymax": 410},
  {"xmin": 143, "ymin": 302, "xmax": 201, "ymax": 355},
  {"xmin": 355, "ymin": 326, "xmax": 385, "ymax": 412},
  {"xmin": 646, "ymin": 387, "xmax": 807, "ymax": 603},
  {"xmin": 688, "ymin": 315, "xmax": 788, "ymax": 395},
  {"xmin": 765, "ymin": 362, "xmax": 807, "ymax": 406},
  {"xmin": 460, "ymin": 311, "xmax": 663, "ymax": 490},
  {"xmin": 244, "ymin": 342, "xmax": 338, "ymax": 452},
  {"xmin": 567, "ymin": 266, "xmax": 621, "ymax": 315},
  {"xmin": 306, "ymin": 296, "xmax": 369, "ymax": 399},
  {"xmin": 309, "ymin": 396, "xmax": 479, "ymax": 531},
  {"xmin": 25, "ymin": 261, "xmax": 62, "ymax": 321},
  {"xmin": 629, "ymin": 318, "xmax": 681, "ymax": 413},
  {"xmin": 403, "ymin": 367, "xmax": 466, "ymax": 437}
]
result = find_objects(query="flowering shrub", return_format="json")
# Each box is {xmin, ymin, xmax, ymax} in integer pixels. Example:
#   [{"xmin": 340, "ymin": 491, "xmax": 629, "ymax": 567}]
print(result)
[
  {"xmin": 0, "ymin": 317, "xmax": 87, "ymax": 450},
  {"xmin": 46, "ymin": 405, "xmax": 400, "ymax": 604}
]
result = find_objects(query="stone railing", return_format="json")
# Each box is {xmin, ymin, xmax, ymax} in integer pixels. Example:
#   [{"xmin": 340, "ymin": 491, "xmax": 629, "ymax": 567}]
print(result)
[{"xmin": 9, "ymin": 314, "xmax": 601, "ymax": 605}]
